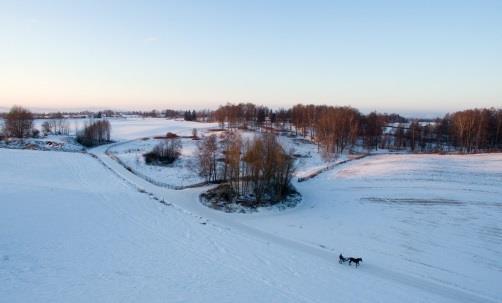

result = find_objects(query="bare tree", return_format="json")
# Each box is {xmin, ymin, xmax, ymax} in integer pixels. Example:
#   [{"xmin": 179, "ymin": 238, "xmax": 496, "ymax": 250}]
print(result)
[
  {"xmin": 197, "ymin": 135, "xmax": 219, "ymax": 182},
  {"xmin": 41, "ymin": 121, "xmax": 52, "ymax": 136},
  {"xmin": 4, "ymin": 106, "xmax": 34, "ymax": 138}
]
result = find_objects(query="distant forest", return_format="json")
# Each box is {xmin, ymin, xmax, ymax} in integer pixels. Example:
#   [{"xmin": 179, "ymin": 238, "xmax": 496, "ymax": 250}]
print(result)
[{"xmin": 1, "ymin": 104, "xmax": 501, "ymax": 155}]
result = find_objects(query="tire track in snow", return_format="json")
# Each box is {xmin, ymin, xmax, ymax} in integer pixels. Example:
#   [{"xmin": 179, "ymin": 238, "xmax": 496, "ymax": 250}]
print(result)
[{"xmin": 89, "ymin": 143, "xmax": 497, "ymax": 303}]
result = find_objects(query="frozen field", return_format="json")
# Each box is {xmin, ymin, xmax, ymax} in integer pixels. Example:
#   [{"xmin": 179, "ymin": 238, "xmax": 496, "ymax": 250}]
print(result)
[{"xmin": 1, "ymin": 118, "xmax": 501, "ymax": 302}]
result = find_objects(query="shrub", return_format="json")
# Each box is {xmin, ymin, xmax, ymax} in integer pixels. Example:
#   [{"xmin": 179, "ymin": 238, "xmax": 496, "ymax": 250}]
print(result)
[
  {"xmin": 144, "ymin": 138, "xmax": 182, "ymax": 165},
  {"xmin": 41, "ymin": 121, "xmax": 51, "ymax": 136},
  {"xmin": 32, "ymin": 128, "xmax": 40, "ymax": 138},
  {"xmin": 165, "ymin": 132, "xmax": 178, "ymax": 139},
  {"xmin": 76, "ymin": 119, "xmax": 111, "ymax": 147}
]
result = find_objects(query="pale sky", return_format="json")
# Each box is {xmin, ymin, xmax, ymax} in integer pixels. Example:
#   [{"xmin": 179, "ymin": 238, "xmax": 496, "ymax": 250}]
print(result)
[{"xmin": 1, "ymin": 0, "xmax": 501, "ymax": 114}]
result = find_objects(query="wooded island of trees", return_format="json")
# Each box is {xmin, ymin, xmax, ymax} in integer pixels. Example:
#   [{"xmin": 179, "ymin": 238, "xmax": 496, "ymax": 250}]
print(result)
[{"xmin": 198, "ymin": 132, "xmax": 296, "ymax": 207}]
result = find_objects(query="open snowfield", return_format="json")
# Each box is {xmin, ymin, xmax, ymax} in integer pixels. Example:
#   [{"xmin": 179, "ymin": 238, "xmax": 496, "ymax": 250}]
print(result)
[
  {"xmin": 235, "ymin": 153, "xmax": 502, "ymax": 301},
  {"xmin": 107, "ymin": 118, "xmax": 217, "ymax": 140},
  {"xmin": 33, "ymin": 117, "xmax": 217, "ymax": 140},
  {"xmin": 1, "ymin": 119, "xmax": 501, "ymax": 302}
]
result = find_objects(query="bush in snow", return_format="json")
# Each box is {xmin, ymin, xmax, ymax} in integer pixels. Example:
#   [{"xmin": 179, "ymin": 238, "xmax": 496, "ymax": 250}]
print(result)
[
  {"xmin": 143, "ymin": 138, "xmax": 182, "ymax": 165},
  {"xmin": 76, "ymin": 119, "xmax": 111, "ymax": 147}
]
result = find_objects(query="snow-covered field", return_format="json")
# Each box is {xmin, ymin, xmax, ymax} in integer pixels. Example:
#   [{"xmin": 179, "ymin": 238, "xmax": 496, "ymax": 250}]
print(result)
[
  {"xmin": 108, "ymin": 118, "xmax": 217, "ymax": 140},
  {"xmin": 1, "ymin": 119, "xmax": 501, "ymax": 302},
  {"xmin": 236, "ymin": 154, "xmax": 502, "ymax": 301},
  {"xmin": 33, "ymin": 117, "xmax": 217, "ymax": 140}
]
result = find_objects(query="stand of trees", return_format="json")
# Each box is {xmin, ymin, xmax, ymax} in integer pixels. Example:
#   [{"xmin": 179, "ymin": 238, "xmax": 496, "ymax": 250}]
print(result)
[
  {"xmin": 210, "ymin": 103, "xmax": 502, "ymax": 155},
  {"xmin": 198, "ymin": 132, "xmax": 295, "ymax": 205},
  {"xmin": 448, "ymin": 108, "xmax": 502, "ymax": 152},
  {"xmin": 129, "ymin": 108, "xmax": 213, "ymax": 121},
  {"xmin": 184, "ymin": 110, "xmax": 197, "ymax": 121},
  {"xmin": 3, "ymin": 106, "xmax": 34, "ymax": 138},
  {"xmin": 41, "ymin": 112, "xmax": 70, "ymax": 135},
  {"xmin": 76, "ymin": 120, "xmax": 111, "ymax": 147},
  {"xmin": 211, "ymin": 103, "xmax": 396, "ymax": 158},
  {"xmin": 214, "ymin": 103, "xmax": 271, "ymax": 129},
  {"xmin": 240, "ymin": 134, "xmax": 295, "ymax": 203},
  {"xmin": 380, "ymin": 109, "xmax": 502, "ymax": 153}
]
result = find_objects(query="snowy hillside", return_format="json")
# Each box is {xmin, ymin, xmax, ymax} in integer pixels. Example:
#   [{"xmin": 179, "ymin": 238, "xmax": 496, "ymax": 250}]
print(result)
[{"xmin": 4, "ymin": 149, "xmax": 339, "ymax": 302}]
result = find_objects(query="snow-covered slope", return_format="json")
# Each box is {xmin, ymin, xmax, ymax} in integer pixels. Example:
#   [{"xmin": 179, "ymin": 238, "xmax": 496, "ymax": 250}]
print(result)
[
  {"xmin": 235, "ymin": 154, "xmax": 502, "ymax": 301},
  {"xmin": 2, "ymin": 149, "xmax": 496, "ymax": 302}
]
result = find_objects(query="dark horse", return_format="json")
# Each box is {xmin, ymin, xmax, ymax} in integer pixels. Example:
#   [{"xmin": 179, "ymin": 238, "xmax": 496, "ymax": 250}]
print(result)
[
  {"xmin": 339, "ymin": 254, "xmax": 349, "ymax": 264},
  {"xmin": 348, "ymin": 257, "xmax": 363, "ymax": 267}
]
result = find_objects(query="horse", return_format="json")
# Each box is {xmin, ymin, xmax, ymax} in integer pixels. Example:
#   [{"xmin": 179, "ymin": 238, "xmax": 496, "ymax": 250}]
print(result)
[{"xmin": 348, "ymin": 257, "xmax": 363, "ymax": 267}]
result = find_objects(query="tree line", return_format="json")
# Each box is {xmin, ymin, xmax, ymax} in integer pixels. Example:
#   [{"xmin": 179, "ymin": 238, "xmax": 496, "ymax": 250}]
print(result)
[
  {"xmin": 1, "ymin": 104, "xmax": 501, "ymax": 154},
  {"xmin": 209, "ymin": 103, "xmax": 502, "ymax": 155}
]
